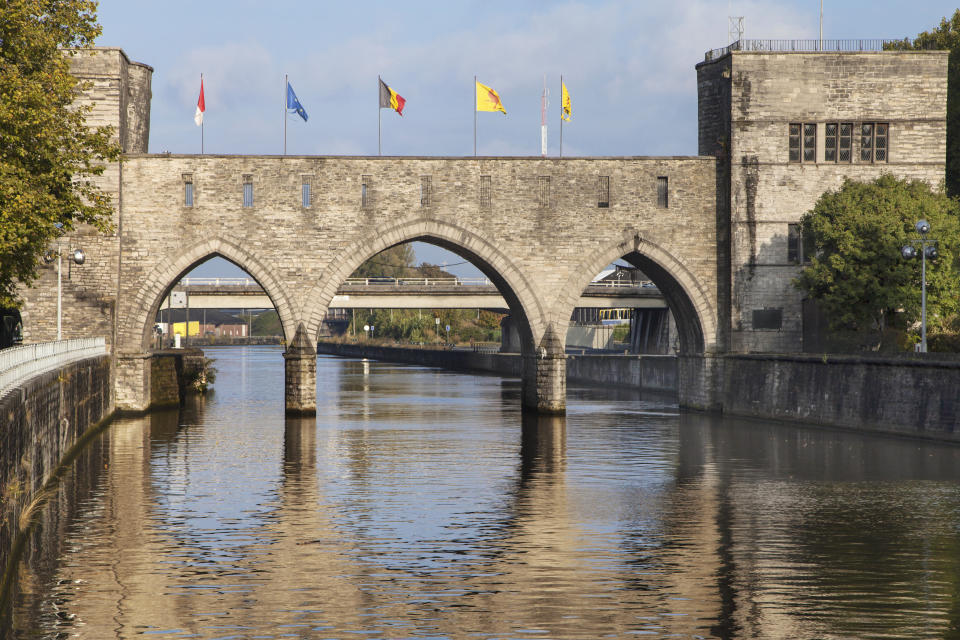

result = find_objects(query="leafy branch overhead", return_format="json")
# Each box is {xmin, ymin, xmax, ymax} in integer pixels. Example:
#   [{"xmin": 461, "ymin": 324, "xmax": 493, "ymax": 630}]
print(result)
[{"xmin": 0, "ymin": 0, "xmax": 120, "ymax": 307}]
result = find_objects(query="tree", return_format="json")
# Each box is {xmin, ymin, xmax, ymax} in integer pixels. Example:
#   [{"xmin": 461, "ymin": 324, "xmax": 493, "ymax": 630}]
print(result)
[
  {"xmin": 352, "ymin": 245, "xmax": 418, "ymax": 279},
  {"xmin": 0, "ymin": 0, "xmax": 119, "ymax": 307},
  {"xmin": 886, "ymin": 10, "xmax": 960, "ymax": 196},
  {"xmin": 794, "ymin": 176, "xmax": 960, "ymax": 350}
]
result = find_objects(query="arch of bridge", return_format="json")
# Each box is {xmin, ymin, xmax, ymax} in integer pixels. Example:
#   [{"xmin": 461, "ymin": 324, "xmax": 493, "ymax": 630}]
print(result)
[
  {"xmin": 304, "ymin": 217, "xmax": 548, "ymax": 354},
  {"xmin": 553, "ymin": 232, "xmax": 718, "ymax": 355},
  {"xmin": 120, "ymin": 236, "xmax": 298, "ymax": 352}
]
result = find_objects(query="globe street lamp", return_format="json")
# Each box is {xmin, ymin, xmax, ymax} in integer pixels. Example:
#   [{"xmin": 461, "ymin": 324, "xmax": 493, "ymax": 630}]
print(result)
[
  {"xmin": 43, "ymin": 233, "xmax": 85, "ymax": 341},
  {"xmin": 901, "ymin": 219, "xmax": 938, "ymax": 353}
]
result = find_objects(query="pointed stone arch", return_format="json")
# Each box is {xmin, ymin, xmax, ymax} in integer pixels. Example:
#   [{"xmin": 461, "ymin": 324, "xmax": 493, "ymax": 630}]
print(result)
[
  {"xmin": 302, "ymin": 217, "xmax": 549, "ymax": 355},
  {"xmin": 117, "ymin": 236, "xmax": 298, "ymax": 353},
  {"xmin": 555, "ymin": 231, "xmax": 718, "ymax": 355}
]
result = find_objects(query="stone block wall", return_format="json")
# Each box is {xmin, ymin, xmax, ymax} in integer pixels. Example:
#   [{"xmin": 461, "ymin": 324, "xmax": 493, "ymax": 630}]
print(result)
[
  {"xmin": 720, "ymin": 354, "xmax": 960, "ymax": 440},
  {"xmin": 0, "ymin": 356, "xmax": 112, "ymax": 585},
  {"xmin": 698, "ymin": 50, "xmax": 948, "ymax": 353}
]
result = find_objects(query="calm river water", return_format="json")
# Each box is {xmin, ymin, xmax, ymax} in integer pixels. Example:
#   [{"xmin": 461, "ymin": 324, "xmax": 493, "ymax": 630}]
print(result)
[{"xmin": 9, "ymin": 346, "xmax": 960, "ymax": 639}]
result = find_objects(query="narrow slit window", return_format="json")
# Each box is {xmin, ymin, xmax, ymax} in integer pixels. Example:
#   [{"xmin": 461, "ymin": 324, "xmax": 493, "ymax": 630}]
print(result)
[
  {"xmin": 788, "ymin": 223, "xmax": 801, "ymax": 263},
  {"xmin": 361, "ymin": 175, "xmax": 371, "ymax": 208},
  {"xmin": 184, "ymin": 180, "xmax": 194, "ymax": 207},
  {"xmin": 242, "ymin": 177, "xmax": 253, "ymax": 208},
  {"xmin": 875, "ymin": 123, "xmax": 888, "ymax": 162},
  {"xmin": 420, "ymin": 176, "xmax": 432, "ymax": 207},
  {"xmin": 657, "ymin": 176, "xmax": 668, "ymax": 208},
  {"xmin": 479, "ymin": 175, "xmax": 491, "ymax": 208},
  {"xmin": 301, "ymin": 182, "xmax": 311, "ymax": 208},
  {"xmin": 598, "ymin": 176, "xmax": 610, "ymax": 208},
  {"xmin": 538, "ymin": 176, "xmax": 550, "ymax": 208}
]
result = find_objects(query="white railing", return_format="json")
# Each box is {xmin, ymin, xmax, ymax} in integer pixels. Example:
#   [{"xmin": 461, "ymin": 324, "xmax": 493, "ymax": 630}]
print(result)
[
  {"xmin": 180, "ymin": 277, "xmax": 258, "ymax": 287},
  {"xmin": 587, "ymin": 280, "xmax": 655, "ymax": 288},
  {"xmin": 0, "ymin": 337, "xmax": 107, "ymax": 399},
  {"xmin": 342, "ymin": 277, "xmax": 493, "ymax": 287}
]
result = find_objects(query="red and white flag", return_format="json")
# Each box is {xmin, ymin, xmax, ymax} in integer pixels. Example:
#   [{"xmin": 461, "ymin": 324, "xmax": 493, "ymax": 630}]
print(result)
[{"xmin": 194, "ymin": 78, "xmax": 205, "ymax": 126}]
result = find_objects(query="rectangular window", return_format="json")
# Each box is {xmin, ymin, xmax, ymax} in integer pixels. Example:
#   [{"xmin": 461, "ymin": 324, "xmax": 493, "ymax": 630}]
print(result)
[
  {"xmin": 242, "ymin": 177, "xmax": 253, "ymax": 208},
  {"xmin": 803, "ymin": 123, "xmax": 816, "ymax": 162},
  {"xmin": 479, "ymin": 175, "xmax": 491, "ymax": 208},
  {"xmin": 301, "ymin": 182, "xmax": 311, "ymax": 208},
  {"xmin": 598, "ymin": 176, "xmax": 610, "ymax": 208},
  {"xmin": 789, "ymin": 123, "xmax": 801, "ymax": 162},
  {"xmin": 860, "ymin": 123, "xmax": 889, "ymax": 163},
  {"xmin": 538, "ymin": 176, "xmax": 550, "ymax": 208},
  {"xmin": 657, "ymin": 176, "xmax": 668, "ymax": 208},
  {"xmin": 839, "ymin": 123, "xmax": 853, "ymax": 162},
  {"xmin": 788, "ymin": 223, "xmax": 801, "ymax": 263},
  {"xmin": 752, "ymin": 308, "xmax": 783, "ymax": 331},
  {"xmin": 184, "ymin": 180, "xmax": 194, "ymax": 207},
  {"xmin": 361, "ymin": 175, "xmax": 371, "ymax": 208},
  {"xmin": 789, "ymin": 123, "xmax": 817, "ymax": 163},
  {"xmin": 420, "ymin": 175, "xmax": 432, "ymax": 207}
]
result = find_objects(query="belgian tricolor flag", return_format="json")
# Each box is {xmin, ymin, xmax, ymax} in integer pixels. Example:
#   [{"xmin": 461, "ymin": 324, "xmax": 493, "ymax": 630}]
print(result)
[{"xmin": 379, "ymin": 78, "xmax": 406, "ymax": 116}]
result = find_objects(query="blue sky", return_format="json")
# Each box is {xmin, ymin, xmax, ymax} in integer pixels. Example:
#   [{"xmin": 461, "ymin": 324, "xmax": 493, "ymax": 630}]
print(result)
[{"xmin": 94, "ymin": 0, "xmax": 960, "ymax": 278}]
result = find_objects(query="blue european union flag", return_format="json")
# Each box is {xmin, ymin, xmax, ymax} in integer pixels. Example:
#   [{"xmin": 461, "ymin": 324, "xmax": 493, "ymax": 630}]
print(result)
[{"xmin": 286, "ymin": 82, "xmax": 308, "ymax": 122}]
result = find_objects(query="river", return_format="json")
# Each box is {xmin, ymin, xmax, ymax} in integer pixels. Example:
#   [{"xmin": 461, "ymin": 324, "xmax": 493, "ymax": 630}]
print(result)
[{"xmin": 8, "ymin": 345, "xmax": 960, "ymax": 639}]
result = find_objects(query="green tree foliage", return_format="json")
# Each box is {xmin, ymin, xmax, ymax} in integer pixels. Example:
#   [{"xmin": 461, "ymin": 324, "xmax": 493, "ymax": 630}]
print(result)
[
  {"xmin": 886, "ymin": 10, "xmax": 960, "ymax": 196},
  {"xmin": 794, "ymin": 176, "xmax": 960, "ymax": 349},
  {"xmin": 250, "ymin": 309, "xmax": 282, "ymax": 336},
  {"xmin": 0, "ymin": 0, "xmax": 120, "ymax": 307},
  {"xmin": 352, "ymin": 245, "xmax": 418, "ymax": 279}
]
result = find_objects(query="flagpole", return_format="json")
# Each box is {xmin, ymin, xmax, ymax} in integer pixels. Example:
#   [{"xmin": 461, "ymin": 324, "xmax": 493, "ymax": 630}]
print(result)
[
  {"xmin": 201, "ymin": 73, "xmax": 204, "ymax": 155},
  {"xmin": 474, "ymin": 76, "xmax": 477, "ymax": 157},
  {"xmin": 559, "ymin": 75, "xmax": 563, "ymax": 158},
  {"xmin": 284, "ymin": 74, "xmax": 288, "ymax": 155},
  {"xmin": 378, "ymin": 75, "xmax": 382, "ymax": 156}
]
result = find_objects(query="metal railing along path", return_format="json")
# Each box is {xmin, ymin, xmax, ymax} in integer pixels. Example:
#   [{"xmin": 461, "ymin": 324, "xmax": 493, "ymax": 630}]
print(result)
[
  {"xmin": 704, "ymin": 38, "xmax": 936, "ymax": 62},
  {"xmin": 179, "ymin": 276, "xmax": 650, "ymax": 289},
  {"xmin": 0, "ymin": 337, "xmax": 107, "ymax": 400}
]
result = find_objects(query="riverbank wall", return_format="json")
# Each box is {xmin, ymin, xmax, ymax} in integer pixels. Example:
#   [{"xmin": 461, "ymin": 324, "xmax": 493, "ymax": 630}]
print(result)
[
  {"xmin": 314, "ymin": 342, "xmax": 678, "ymax": 394},
  {"xmin": 721, "ymin": 354, "xmax": 960, "ymax": 441},
  {"xmin": 0, "ymin": 354, "xmax": 112, "ymax": 603}
]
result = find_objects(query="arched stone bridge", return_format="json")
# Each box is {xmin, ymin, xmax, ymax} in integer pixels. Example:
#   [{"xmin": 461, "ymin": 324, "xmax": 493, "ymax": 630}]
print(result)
[{"xmin": 28, "ymin": 155, "xmax": 721, "ymax": 414}]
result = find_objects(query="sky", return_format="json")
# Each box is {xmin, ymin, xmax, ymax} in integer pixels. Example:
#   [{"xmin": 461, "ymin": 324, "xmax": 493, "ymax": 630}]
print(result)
[{"xmin": 94, "ymin": 0, "xmax": 960, "ymax": 279}]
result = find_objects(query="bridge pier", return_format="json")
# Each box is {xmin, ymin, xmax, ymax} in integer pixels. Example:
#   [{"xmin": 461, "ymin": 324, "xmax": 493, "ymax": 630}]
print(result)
[
  {"xmin": 521, "ymin": 328, "xmax": 567, "ymax": 414},
  {"xmin": 284, "ymin": 324, "xmax": 316, "ymax": 415}
]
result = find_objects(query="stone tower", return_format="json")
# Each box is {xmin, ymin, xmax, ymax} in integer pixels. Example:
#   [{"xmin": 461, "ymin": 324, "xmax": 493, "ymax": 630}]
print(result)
[{"xmin": 697, "ymin": 42, "xmax": 948, "ymax": 353}]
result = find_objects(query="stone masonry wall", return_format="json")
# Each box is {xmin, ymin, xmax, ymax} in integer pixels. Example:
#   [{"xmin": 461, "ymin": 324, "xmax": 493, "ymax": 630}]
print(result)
[
  {"xmin": 721, "ymin": 354, "xmax": 960, "ymax": 440},
  {"xmin": 698, "ymin": 50, "xmax": 948, "ymax": 353},
  {"xmin": 0, "ymin": 356, "xmax": 112, "ymax": 584},
  {"xmin": 20, "ymin": 49, "xmax": 152, "ymax": 349}
]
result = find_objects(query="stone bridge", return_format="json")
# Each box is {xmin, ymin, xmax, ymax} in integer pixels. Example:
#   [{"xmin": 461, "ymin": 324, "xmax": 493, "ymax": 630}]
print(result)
[{"xmin": 107, "ymin": 154, "xmax": 719, "ymax": 414}]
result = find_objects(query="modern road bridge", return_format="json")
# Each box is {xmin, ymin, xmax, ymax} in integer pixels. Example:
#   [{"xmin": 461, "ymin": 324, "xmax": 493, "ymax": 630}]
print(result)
[{"xmin": 163, "ymin": 277, "xmax": 667, "ymax": 312}]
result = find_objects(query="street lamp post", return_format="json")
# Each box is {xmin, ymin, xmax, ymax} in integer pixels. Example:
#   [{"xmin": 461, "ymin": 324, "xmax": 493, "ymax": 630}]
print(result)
[
  {"xmin": 901, "ymin": 219, "xmax": 938, "ymax": 353},
  {"xmin": 43, "ymin": 236, "xmax": 85, "ymax": 341}
]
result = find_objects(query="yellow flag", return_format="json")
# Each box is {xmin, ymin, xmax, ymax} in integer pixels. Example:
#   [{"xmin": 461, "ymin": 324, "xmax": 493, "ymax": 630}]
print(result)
[
  {"xmin": 561, "ymin": 82, "xmax": 571, "ymax": 122},
  {"xmin": 476, "ymin": 80, "xmax": 506, "ymax": 114}
]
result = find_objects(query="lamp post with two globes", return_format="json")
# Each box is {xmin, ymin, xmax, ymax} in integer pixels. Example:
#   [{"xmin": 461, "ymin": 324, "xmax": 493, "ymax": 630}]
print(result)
[{"xmin": 901, "ymin": 219, "xmax": 938, "ymax": 353}]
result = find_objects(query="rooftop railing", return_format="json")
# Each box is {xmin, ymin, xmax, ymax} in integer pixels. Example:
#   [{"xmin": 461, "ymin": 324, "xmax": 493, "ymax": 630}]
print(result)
[
  {"xmin": 704, "ymin": 38, "xmax": 934, "ymax": 62},
  {"xmin": 0, "ymin": 337, "xmax": 106, "ymax": 399}
]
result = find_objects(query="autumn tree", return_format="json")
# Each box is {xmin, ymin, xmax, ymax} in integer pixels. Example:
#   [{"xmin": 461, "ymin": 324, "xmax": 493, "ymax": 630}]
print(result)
[
  {"xmin": 886, "ymin": 10, "xmax": 960, "ymax": 196},
  {"xmin": 0, "ymin": 0, "xmax": 119, "ymax": 307},
  {"xmin": 794, "ymin": 176, "xmax": 960, "ymax": 350}
]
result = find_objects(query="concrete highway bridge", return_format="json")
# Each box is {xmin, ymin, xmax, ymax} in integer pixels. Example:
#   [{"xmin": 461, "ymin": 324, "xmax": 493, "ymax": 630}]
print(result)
[{"xmin": 163, "ymin": 277, "xmax": 667, "ymax": 312}]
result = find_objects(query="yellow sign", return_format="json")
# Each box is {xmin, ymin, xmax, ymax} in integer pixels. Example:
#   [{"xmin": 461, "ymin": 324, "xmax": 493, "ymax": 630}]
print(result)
[{"xmin": 172, "ymin": 321, "xmax": 201, "ymax": 337}]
